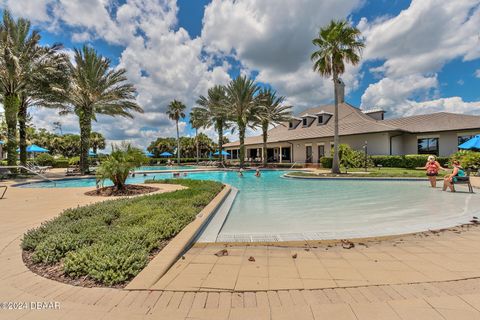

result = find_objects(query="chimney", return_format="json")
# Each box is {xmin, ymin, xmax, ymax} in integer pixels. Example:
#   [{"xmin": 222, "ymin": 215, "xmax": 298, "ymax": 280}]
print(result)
[{"xmin": 336, "ymin": 78, "xmax": 345, "ymax": 103}]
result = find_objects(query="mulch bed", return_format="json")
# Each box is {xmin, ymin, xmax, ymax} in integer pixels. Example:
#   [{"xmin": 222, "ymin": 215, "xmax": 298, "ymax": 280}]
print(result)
[
  {"xmin": 22, "ymin": 240, "xmax": 170, "ymax": 289},
  {"xmin": 84, "ymin": 184, "xmax": 159, "ymax": 197}
]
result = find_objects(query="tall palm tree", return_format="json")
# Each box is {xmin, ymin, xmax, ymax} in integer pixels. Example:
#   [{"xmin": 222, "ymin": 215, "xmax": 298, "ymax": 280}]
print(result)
[
  {"xmin": 225, "ymin": 76, "xmax": 259, "ymax": 168},
  {"xmin": 90, "ymin": 131, "xmax": 106, "ymax": 154},
  {"xmin": 311, "ymin": 20, "xmax": 364, "ymax": 173},
  {"xmin": 194, "ymin": 85, "xmax": 229, "ymax": 164},
  {"xmin": 189, "ymin": 109, "xmax": 204, "ymax": 164},
  {"xmin": 166, "ymin": 99, "xmax": 186, "ymax": 165},
  {"xmin": 256, "ymin": 88, "xmax": 292, "ymax": 167},
  {"xmin": 59, "ymin": 45, "xmax": 143, "ymax": 174},
  {"xmin": 0, "ymin": 10, "xmax": 68, "ymax": 166}
]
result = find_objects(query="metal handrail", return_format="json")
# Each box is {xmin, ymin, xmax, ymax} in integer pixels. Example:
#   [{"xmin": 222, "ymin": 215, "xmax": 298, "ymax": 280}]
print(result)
[
  {"xmin": 290, "ymin": 162, "xmax": 298, "ymax": 169},
  {"xmin": 2, "ymin": 166, "xmax": 56, "ymax": 186}
]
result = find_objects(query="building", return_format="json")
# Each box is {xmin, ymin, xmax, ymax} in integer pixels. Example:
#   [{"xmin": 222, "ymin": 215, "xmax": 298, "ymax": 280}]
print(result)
[{"xmin": 224, "ymin": 102, "xmax": 480, "ymax": 163}]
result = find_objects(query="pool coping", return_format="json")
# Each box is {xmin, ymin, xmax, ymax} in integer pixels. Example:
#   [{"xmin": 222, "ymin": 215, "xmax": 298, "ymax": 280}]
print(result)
[
  {"xmin": 125, "ymin": 184, "xmax": 232, "ymax": 290},
  {"xmin": 283, "ymin": 173, "xmax": 431, "ymax": 181}
]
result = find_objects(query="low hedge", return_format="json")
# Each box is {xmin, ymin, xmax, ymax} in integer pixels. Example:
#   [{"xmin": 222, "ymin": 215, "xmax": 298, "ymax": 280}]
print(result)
[
  {"xmin": 371, "ymin": 155, "xmax": 449, "ymax": 168},
  {"xmin": 22, "ymin": 179, "xmax": 224, "ymax": 286}
]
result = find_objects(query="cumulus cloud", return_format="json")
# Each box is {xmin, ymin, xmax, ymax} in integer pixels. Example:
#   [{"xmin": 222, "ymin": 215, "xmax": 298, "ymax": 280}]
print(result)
[
  {"xmin": 359, "ymin": 0, "xmax": 480, "ymax": 117},
  {"xmin": 202, "ymin": 0, "xmax": 363, "ymax": 108}
]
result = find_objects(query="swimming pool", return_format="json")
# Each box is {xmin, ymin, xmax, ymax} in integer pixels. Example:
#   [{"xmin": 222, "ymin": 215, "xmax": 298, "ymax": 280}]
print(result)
[
  {"xmin": 136, "ymin": 165, "xmax": 198, "ymax": 171},
  {"xmin": 18, "ymin": 170, "xmax": 480, "ymax": 240}
]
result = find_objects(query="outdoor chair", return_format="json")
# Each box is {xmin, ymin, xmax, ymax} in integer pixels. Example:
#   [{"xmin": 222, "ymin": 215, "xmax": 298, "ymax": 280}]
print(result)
[
  {"xmin": 66, "ymin": 165, "xmax": 80, "ymax": 176},
  {"xmin": 0, "ymin": 168, "xmax": 13, "ymax": 180},
  {"xmin": 452, "ymin": 168, "xmax": 474, "ymax": 193},
  {"xmin": 0, "ymin": 185, "xmax": 7, "ymax": 199}
]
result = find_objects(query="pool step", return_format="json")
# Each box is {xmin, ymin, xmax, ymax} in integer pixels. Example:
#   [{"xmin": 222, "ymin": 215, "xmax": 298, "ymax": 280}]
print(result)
[{"xmin": 196, "ymin": 187, "xmax": 238, "ymax": 243}]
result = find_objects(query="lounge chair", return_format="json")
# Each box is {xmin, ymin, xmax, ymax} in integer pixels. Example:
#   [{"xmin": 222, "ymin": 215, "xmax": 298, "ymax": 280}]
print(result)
[
  {"xmin": 0, "ymin": 185, "xmax": 6, "ymax": 199},
  {"xmin": 26, "ymin": 163, "xmax": 51, "ymax": 174},
  {"xmin": 66, "ymin": 165, "xmax": 80, "ymax": 176},
  {"xmin": 452, "ymin": 168, "xmax": 474, "ymax": 193}
]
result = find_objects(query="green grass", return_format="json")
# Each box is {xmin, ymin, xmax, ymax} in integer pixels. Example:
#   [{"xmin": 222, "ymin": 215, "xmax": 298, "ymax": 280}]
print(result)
[
  {"xmin": 288, "ymin": 167, "xmax": 449, "ymax": 178},
  {"xmin": 22, "ymin": 179, "xmax": 223, "ymax": 286}
]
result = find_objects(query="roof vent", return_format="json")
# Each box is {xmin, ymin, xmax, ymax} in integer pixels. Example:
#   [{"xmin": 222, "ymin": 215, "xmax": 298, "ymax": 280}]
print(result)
[{"xmin": 362, "ymin": 108, "xmax": 386, "ymax": 120}]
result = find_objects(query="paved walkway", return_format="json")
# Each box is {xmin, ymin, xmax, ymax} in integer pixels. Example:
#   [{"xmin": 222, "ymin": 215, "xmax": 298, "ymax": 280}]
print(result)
[{"xmin": 1, "ymin": 179, "xmax": 480, "ymax": 319}]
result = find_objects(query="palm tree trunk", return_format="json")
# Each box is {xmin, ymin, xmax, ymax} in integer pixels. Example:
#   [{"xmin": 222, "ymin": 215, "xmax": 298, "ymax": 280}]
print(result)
[
  {"xmin": 262, "ymin": 122, "xmax": 268, "ymax": 167},
  {"xmin": 176, "ymin": 120, "xmax": 180, "ymax": 165},
  {"xmin": 18, "ymin": 99, "xmax": 28, "ymax": 166},
  {"xmin": 79, "ymin": 112, "xmax": 92, "ymax": 175},
  {"xmin": 217, "ymin": 120, "xmax": 223, "ymax": 164},
  {"xmin": 195, "ymin": 128, "xmax": 199, "ymax": 164},
  {"xmin": 239, "ymin": 125, "xmax": 245, "ymax": 168},
  {"xmin": 332, "ymin": 71, "xmax": 341, "ymax": 174},
  {"xmin": 4, "ymin": 93, "xmax": 20, "ymax": 167}
]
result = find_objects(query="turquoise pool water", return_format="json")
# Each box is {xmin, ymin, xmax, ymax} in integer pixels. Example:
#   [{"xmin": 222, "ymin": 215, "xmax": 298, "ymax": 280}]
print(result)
[
  {"xmin": 136, "ymin": 165, "xmax": 197, "ymax": 171},
  {"xmin": 18, "ymin": 170, "xmax": 480, "ymax": 240}
]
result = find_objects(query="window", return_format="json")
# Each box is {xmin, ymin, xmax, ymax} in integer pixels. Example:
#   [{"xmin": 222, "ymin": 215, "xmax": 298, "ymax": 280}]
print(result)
[
  {"xmin": 302, "ymin": 118, "xmax": 307, "ymax": 126},
  {"xmin": 306, "ymin": 146, "xmax": 312, "ymax": 163},
  {"xmin": 318, "ymin": 115, "xmax": 324, "ymax": 124},
  {"xmin": 417, "ymin": 138, "xmax": 439, "ymax": 155},
  {"xmin": 289, "ymin": 121, "xmax": 293, "ymax": 129},
  {"xmin": 458, "ymin": 135, "xmax": 475, "ymax": 146}
]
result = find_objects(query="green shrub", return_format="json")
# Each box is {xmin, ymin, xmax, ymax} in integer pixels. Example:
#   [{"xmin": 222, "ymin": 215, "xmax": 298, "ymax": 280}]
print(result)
[
  {"xmin": 97, "ymin": 144, "xmax": 147, "ymax": 190},
  {"xmin": 338, "ymin": 144, "xmax": 373, "ymax": 168},
  {"xmin": 371, "ymin": 155, "xmax": 449, "ymax": 168},
  {"xmin": 22, "ymin": 179, "xmax": 224, "ymax": 285},
  {"xmin": 320, "ymin": 157, "xmax": 333, "ymax": 168},
  {"xmin": 35, "ymin": 153, "xmax": 54, "ymax": 166},
  {"xmin": 450, "ymin": 150, "xmax": 480, "ymax": 169},
  {"xmin": 68, "ymin": 156, "xmax": 80, "ymax": 165},
  {"xmin": 53, "ymin": 159, "xmax": 70, "ymax": 168}
]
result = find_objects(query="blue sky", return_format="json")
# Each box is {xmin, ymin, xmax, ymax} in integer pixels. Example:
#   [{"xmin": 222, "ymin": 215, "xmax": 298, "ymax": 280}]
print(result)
[{"xmin": 1, "ymin": 0, "xmax": 480, "ymax": 147}]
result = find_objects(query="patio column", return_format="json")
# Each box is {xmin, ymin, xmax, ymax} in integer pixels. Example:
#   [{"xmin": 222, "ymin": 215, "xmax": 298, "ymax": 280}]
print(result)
[{"xmin": 279, "ymin": 146, "xmax": 282, "ymax": 163}]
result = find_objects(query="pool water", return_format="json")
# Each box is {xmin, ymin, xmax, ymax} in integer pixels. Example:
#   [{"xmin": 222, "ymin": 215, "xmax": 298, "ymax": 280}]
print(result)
[
  {"xmin": 136, "ymin": 165, "xmax": 198, "ymax": 171},
  {"xmin": 18, "ymin": 170, "xmax": 480, "ymax": 240}
]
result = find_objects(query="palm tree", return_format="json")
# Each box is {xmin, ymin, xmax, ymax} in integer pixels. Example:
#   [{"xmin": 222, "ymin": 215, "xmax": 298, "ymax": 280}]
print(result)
[
  {"xmin": 166, "ymin": 99, "xmax": 186, "ymax": 165},
  {"xmin": 225, "ymin": 76, "xmax": 259, "ymax": 168},
  {"xmin": 90, "ymin": 132, "xmax": 106, "ymax": 154},
  {"xmin": 311, "ymin": 20, "xmax": 364, "ymax": 173},
  {"xmin": 256, "ymin": 88, "xmax": 292, "ymax": 167},
  {"xmin": 59, "ymin": 45, "xmax": 143, "ymax": 174},
  {"xmin": 189, "ymin": 109, "xmax": 204, "ymax": 164},
  {"xmin": 194, "ymin": 85, "xmax": 229, "ymax": 164},
  {"xmin": 0, "ymin": 10, "xmax": 68, "ymax": 166}
]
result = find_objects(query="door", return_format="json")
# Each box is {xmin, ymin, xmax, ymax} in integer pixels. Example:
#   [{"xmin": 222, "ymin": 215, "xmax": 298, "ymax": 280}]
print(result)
[
  {"xmin": 318, "ymin": 145, "xmax": 325, "ymax": 162},
  {"xmin": 306, "ymin": 146, "xmax": 313, "ymax": 163}
]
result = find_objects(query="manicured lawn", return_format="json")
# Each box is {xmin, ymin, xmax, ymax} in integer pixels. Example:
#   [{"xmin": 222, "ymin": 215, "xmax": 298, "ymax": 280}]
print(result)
[
  {"xmin": 288, "ymin": 167, "xmax": 449, "ymax": 178},
  {"xmin": 22, "ymin": 179, "xmax": 223, "ymax": 286}
]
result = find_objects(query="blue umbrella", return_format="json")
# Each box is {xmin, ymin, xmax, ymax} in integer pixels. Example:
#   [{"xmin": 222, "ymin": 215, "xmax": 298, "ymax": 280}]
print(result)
[
  {"xmin": 88, "ymin": 150, "xmax": 97, "ymax": 157},
  {"xmin": 458, "ymin": 135, "xmax": 480, "ymax": 150},
  {"xmin": 144, "ymin": 150, "xmax": 154, "ymax": 158},
  {"xmin": 160, "ymin": 151, "xmax": 173, "ymax": 157},
  {"xmin": 16, "ymin": 144, "xmax": 49, "ymax": 153},
  {"xmin": 0, "ymin": 140, "xmax": 4, "ymax": 145},
  {"xmin": 213, "ymin": 150, "xmax": 230, "ymax": 156}
]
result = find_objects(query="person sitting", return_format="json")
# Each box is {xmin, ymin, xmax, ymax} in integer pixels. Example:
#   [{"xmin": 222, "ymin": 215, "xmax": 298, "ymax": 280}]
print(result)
[
  {"xmin": 255, "ymin": 168, "xmax": 261, "ymax": 177},
  {"xmin": 442, "ymin": 160, "xmax": 466, "ymax": 192},
  {"xmin": 424, "ymin": 155, "xmax": 445, "ymax": 188}
]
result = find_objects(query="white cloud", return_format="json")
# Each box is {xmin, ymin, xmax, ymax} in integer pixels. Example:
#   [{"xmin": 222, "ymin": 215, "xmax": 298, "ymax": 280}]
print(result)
[{"xmin": 201, "ymin": 0, "xmax": 363, "ymax": 108}]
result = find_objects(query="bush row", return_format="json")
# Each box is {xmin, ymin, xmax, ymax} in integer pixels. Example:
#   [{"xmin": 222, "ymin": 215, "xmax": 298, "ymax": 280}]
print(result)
[
  {"xmin": 370, "ymin": 155, "xmax": 449, "ymax": 168},
  {"xmin": 22, "ymin": 179, "xmax": 224, "ymax": 286}
]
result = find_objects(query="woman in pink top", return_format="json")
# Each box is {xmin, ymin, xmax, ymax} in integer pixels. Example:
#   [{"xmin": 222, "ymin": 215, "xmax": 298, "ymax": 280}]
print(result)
[{"xmin": 424, "ymin": 155, "xmax": 445, "ymax": 188}]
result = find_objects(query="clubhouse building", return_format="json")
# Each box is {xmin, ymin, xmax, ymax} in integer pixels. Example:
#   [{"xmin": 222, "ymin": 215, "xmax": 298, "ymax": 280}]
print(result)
[{"xmin": 224, "ymin": 102, "xmax": 480, "ymax": 163}]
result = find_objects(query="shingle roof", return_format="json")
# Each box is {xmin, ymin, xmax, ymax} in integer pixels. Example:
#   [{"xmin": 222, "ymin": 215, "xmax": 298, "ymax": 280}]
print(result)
[
  {"xmin": 224, "ymin": 103, "xmax": 480, "ymax": 147},
  {"xmin": 381, "ymin": 112, "xmax": 480, "ymax": 133}
]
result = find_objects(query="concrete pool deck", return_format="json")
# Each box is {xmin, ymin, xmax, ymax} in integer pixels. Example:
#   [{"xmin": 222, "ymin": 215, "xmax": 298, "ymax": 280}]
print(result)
[{"xmin": 2, "ymin": 181, "xmax": 480, "ymax": 319}]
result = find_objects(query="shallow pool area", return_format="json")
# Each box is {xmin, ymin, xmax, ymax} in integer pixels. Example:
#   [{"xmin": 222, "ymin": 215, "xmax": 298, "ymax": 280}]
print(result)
[{"xmin": 18, "ymin": 170, "xmax": 480, "ymax": 241}]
